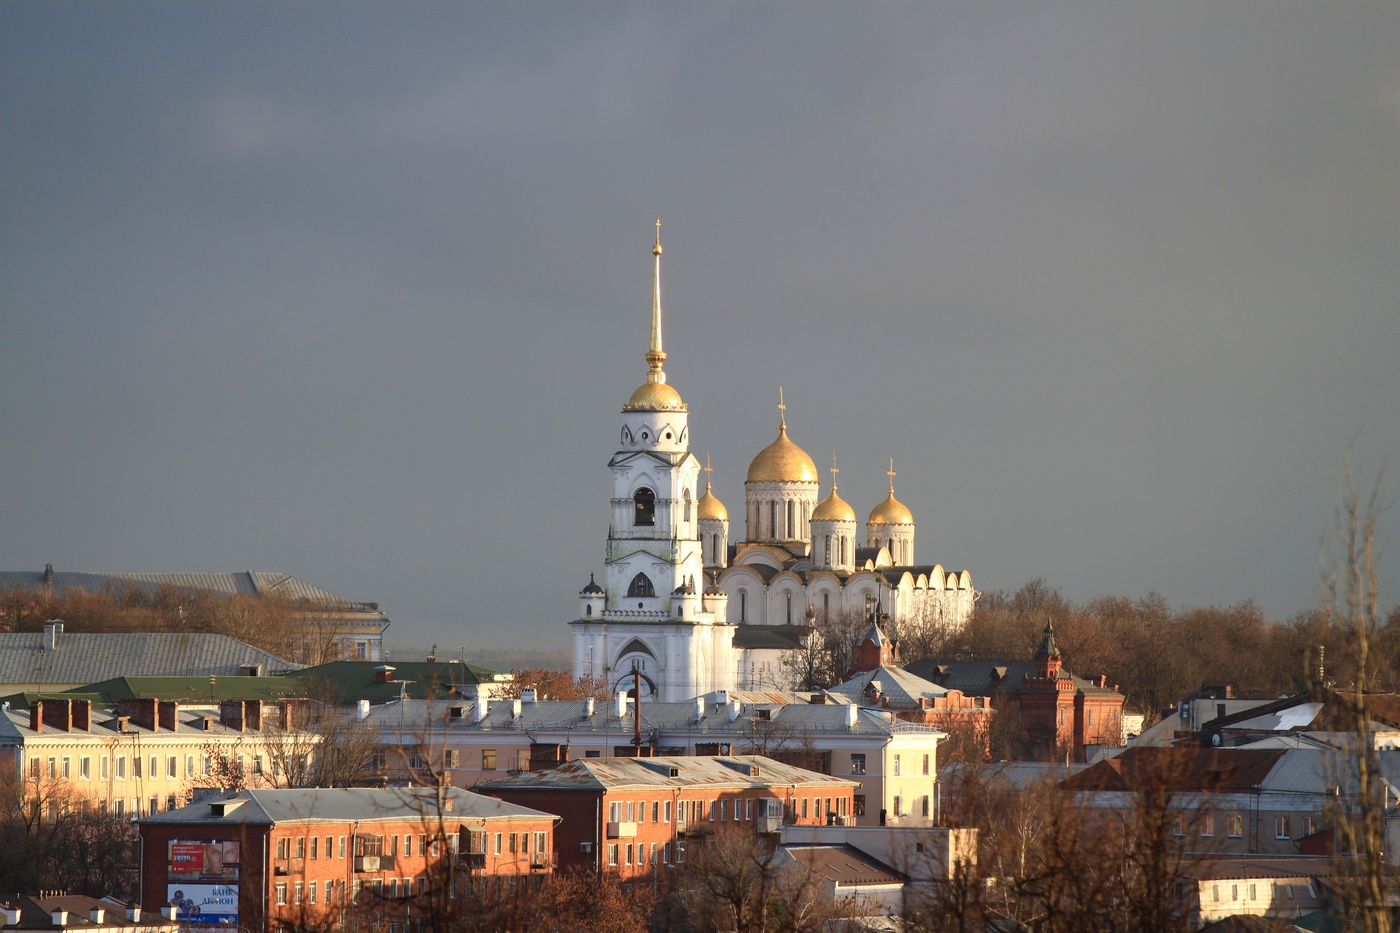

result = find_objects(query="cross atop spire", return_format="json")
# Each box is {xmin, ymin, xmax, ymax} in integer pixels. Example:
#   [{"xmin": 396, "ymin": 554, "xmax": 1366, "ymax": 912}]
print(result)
[
  {"xmin": 778, "ymin": 386, "xmax": 787, "ymax": 431},
  {"xmin": 704, "ymin": 452, "xmax": 714, "ymax": 490},
  {"xmin": 646, "ymin": 220, "xmax": 666, "ymax": 384},
  {"xmin": 887, "ymin": 458, "xmax": 896, "ymax": 492},
  {"xmin": 830, "ymin": 453, "xmax": 840, "ymax": 492}
]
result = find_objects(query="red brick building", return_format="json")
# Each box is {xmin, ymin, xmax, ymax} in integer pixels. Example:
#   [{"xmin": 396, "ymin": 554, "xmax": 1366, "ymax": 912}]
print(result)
[
  {"xmin": 478, "ymin": 755, "xmax": 858, "ymax": 882},
  {"xmin": 137, "ymin": 787, "xmax": 557, "ymax": 931},
  {"xmin": 905, "ymin": 623, "xmax": 1126, "ymax": 761}
]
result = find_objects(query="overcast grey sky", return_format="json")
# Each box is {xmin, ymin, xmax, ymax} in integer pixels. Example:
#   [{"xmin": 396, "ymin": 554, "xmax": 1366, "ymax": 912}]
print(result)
[{"xmin": 3, "ymin": 3, "xmax": 1398, "ymax": 655}]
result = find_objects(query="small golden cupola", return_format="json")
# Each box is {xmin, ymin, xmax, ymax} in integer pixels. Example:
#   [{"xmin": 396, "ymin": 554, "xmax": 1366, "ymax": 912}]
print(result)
[
  {"xmin": 867, "ymin": 459, "xmax": 914, "ymax": 525},
  {"xmin": 696, "ymin": 456, "xmax": 728, "ymax": 522},
  {"xmin": 623, "ymin": 221, "xmax": 687, "ymax": 414}
]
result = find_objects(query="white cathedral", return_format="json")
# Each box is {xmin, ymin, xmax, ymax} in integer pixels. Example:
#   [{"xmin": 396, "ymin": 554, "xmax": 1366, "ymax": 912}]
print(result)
[{"xmin": 571, "ymin": 228, "xmax": 975, "ymax": 701}]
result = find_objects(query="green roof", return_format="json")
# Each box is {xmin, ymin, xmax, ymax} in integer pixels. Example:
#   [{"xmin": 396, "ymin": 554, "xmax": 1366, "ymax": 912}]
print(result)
[{"xmin": 288, "ymin": 660, "xmax": 507, "ymax": 703}]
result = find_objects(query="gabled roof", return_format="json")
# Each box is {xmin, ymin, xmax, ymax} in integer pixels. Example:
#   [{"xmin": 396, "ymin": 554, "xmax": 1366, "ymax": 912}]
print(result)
[
  {"xmin": 0, "ymin": 894, "xmax": 176, "ymax": 931},
  {"xmin": 904, "ymin": 658, "xmax": 1122, "ymax": 698},
  {"xmin": 138, "ymin": 787, "xmax": 552, "ymax": 825},
  {"xmin": 829, "ymin": 666, "xmax": 948, "ymax": 710},
  {"xmin": 1059, "ymin": 746, "xmax": 1287, "ymax": 793},
  {"xmin": 478, "ymin": 755, "xmax": 857, "ymax": 793},
  {"xmin": 11, "ymin": 674, "xmax": 306, "ymax": 707},
  {"xmin": 0, "ymin": 632, "xmax": 294, "ymax": 689},
  {"xmin": 0, "ymin": 569, "xmax": 375, "ymax": 610}
]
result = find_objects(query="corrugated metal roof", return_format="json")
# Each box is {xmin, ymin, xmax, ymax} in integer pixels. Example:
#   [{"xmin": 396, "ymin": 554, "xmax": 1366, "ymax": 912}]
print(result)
[
  {"xmin": 0, "ymin": 631, "xmax": 295, "ymax": 688},
  {"xmin": 829, "ymin": 665, "xmax": 948, "ymax": 710},
  {"xmin": 139, "ymin": 787, "xmax": 553, "ymax": 825},
  {"xmin": 778, "ymin": 843, "xmax": 906, "ymax": 886},
  {"xmin": 477, "ymin": 754, "xmax": 858, "ymax": 792},
  {"xmin": 0, "ymin": 569, "xmax": 365, "ymax": 606}
]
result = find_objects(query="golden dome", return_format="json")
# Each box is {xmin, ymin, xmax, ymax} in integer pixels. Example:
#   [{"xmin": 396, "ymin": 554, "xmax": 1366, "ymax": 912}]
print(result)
[
  {"xmin": 868, "ymin": 490, "xmax": 914, "ymax": 525},
  {"xmin": 812, "ymin": 489, "xmax": 856, "ymax": 522},
  {"xmin": 696, "ymin": 483, "xmax": 728, "ymax": 521},
  {"xmin": 746, "ymin": 425, "xmax": 818, "ymax": 484},
  {"xmin": 623, "ymin": 381, "xmax": 687, "ymax": 412}
]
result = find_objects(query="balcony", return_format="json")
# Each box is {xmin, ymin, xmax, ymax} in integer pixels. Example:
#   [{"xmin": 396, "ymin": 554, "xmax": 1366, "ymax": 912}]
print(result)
[
  {"xmin": 756, "ymin": 816, "xmax": 782, "ymax": 834},
  {"xmin": 458, "ymin": 853, "xmax": 486, "ymax": 871},
  {"xmin": 606, "ymin": 821, "xmax": 637, "ymax": 839},
  {"xmin": 353, "ymin": 855, "xmax": 396, "ymax": 872},
  {"xmin": 529, "ymin": 852, "xmax": 553, "ymax": 869},
  {"xmin": 273, "ymin": 858, "xmax": 304, "ymax": 876}
]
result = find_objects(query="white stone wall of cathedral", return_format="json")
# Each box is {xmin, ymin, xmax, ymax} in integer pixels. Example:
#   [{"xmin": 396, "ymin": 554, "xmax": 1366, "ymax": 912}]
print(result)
[
  {"xmin": 744, "ymin": 481, "xmax": 819, "ymax": 544},
  {"xmin": 810, "ymin": 519, "xmax": 857, "ymax": 571},
  {"xmin": 866, "ymin": 522, "xmax": 915, "ymax": 565}
]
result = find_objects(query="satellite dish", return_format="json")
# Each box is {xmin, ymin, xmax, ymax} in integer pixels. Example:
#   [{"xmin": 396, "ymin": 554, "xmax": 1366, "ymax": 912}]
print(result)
[{"xmin": 1210, "ymin": 733, "xmax": 1222, "ymax": 747}]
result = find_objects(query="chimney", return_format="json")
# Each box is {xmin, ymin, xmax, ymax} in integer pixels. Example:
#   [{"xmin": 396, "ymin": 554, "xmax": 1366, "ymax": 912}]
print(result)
[
  {"xmin": 475, "ymin": 685, "xmax": 490, "ymax": 723},
  {"xmin": 357, "ymin": 699, "xmax": 371, "ymax": 720},
  {"xmin": 40, "ymin": 698, "xmax": 74, "ymax": 732},
  {"xmin": 118, "ymin": 698, "xmax": 158, "ymax": 732},
  {"xmin": 694, "ymin": 696, "xmax": 704, "ymax": 723},
  {"xmin": 220, "ymin": 700, "xmax": 246, "ymax": 732},
  {"xmin": 43, "ymin": 620, "xmax": 63, "ymax": 651},
  {"xmin": 43, "ymin": 563, "xmax": 55, "ymax": 586},
  {"xmin": 157, "ymin": 701, "xmax": 178, "ymax": 732},
  {"xmin": 729, "ymin": 699, "xmax": 742, "ymax": 723},
  {"xmin": 126, "ymin": 907, "xmax": 140, "ymax": 922},
  {"xmin": 521, "ymin": 688, "xmax": 537, "ymax": 703},
  {"xmin": 846, "ymin": 704, "xmax": 859, "ymax": 730},
  {"xmin": 809, "ymin": 693, "xmax": 827, "ymax": 704},
  {"xmin": 584, "ymin": 697, "xmax": 595, "ymax": 717},
  {"xmin": 374, "ymin": 665, "xmax": 395, "ymax": 684},
  {"xmin": 714, "ymin": 689, "xmax": 729, "ymax": 708},
  {"xmin": 30, "ymin": 700, "xmax": 42, "ymax": 733},
  {"xmin": 511, "ymin": 699, "xmax": 522, "ymax": 722},
  {"xmin": 72, "ymin": 699, "xmax": 91, "ymax": 731},
  {"xmin": 616, "ymin": 692, "xmax": 629, "ymax": 720},
  {"xmin": 245, "ymin": 700, "xmax": 263, "ymax": 732},
  {"xmin": 278, "ymin": 699, "xmax": 302, "ymax": 731}
]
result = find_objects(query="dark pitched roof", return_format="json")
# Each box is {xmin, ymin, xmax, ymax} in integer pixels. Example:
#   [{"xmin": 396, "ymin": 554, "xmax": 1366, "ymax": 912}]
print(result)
[
  {"xmin": 290, "ymin": 660, "xmax": 506, "ymax": 702},
  {"xmin": 904, "ymin": 658, "xmax": 1121, "ymax": 698},
  {"xmin": 732, "ymin": 625, "xmax": 812, "ymax": 650},
  {"xmin": 780, "ymin": 843, "xmax": 906, "ymax": 887},
  {"xmin": 1059, "ymin": 747, "xmax": 1286, "ymax": 794}
]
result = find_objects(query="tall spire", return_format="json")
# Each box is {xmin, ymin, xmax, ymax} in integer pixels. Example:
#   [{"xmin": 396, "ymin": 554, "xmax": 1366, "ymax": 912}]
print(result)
[{"xmin": 646, "ymin": 219, "xmax": 666, "ymax": 385}]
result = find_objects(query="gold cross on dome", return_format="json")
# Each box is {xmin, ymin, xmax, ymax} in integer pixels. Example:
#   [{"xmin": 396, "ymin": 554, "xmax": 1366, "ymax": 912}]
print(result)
[
  {"xmin": 704, "ymin": 453, "xmax": 713, "ymax": 480},
  {"xmin": 887, "ymin": 458, "xmax": 896, "ymax": 491},
  {"xmin": 778, "ymin": 386, "xmax": 786, "ymax": 429},
  {"xmin": 830, "ymin": 454, "xmax": 840, "ymax": 490}
]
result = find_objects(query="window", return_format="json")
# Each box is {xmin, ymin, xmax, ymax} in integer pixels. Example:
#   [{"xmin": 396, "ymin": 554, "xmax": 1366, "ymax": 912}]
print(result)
[
  {"xmin": 275, "ymin": 883, "xmax": 287, "ymax": 906},
  {"xmin": 625, "ymin": 843, "xmax": 633, "ymax": 866},
  {"xmin": 62, "ymin": 757, "xmax": 71, "ymax": 779},
  {"xmin": 893, "ymin": 796, "xmax": 902, "ymax": 817},
  {"xmin": 921, "ymin": 796, "xmax": 930, "ymax": 817},
  {"xmin": 1302, "ymin": 816, "xmax": 1316, "ymax": 836},
  {"xmin": 47, "ymin": 758, "xmax": 56, "ymax": 780},
  {"xmin": 79, "ymin": 757, "xmax": 90, "ymax": 780},
  {"xmin": 149, "ymin": 756, "xmax": 157, "ymax": 778},
  {"xmin": 1200, "ymin": 813, "xmax": 1214, "ymax": 837},
  {"xmin": 639, "ymin": 843, "xmax": 647, "ymax": 867},
  {"xmin": 633, "ymin": 488, "xmax": 655, "ymax": 526},
  {"xmin": 311, "ymin": 837, "xmax": 319, "ymax": 859},
  {"xmin": 166, "ymin": 795, "xmax": 177, "ymax": 811},
  {"xmin": 922, "ymin": 754, "xmax": 930, "ymax": 776},
  {"xmin": 1275, "ymin": 816, "xmax": 1290, "ymax": 839},
  {"xmin": 294, "ymin": 882, "xmax": 303, "ymax": 905},
  {"xmin": 1228, "ymin": 814, "xmax": 1243, "ymax": 838},
  {"xmin": 28, "ymin": 759, "xmax": 38, "ymax": 780},
  {"xmin": 309, "ymin": 881, "xmax": 318, "ymax": 905},
  {"xmin": 185, "ymin": 755, "xmax": 194, "ymax": 777},
  {"xmin": 652, "ymin": 801, "xmax": 659, "ymax": 822},
  {"xmin": 100, "ymin": 757, "xmax": 108, "ymax": 780},
  {"xmin": 854, "ymin": 795, "xmax": 866, "ymax": 816},
  {"xmin": 202, "ymin": 756, "xmax": 212, "ymax": 777},
  {"xmin": 850, "ymin": 754, "xmax": 866, "ymax": 775},
  {"xmin": 482, "ymin": 750, "xmax": 496, "ymax": 770},
  {"xmin": 608, "ymin": 844, "xmax": 618, "ymax": 867},
  {"xmin": 893, "ymin": 755, "xmax": 901, "ymax": 776},
  {"xmin": 494, "ymin": 834, "xmax": 502, "ymax": 856},
  {"xmin": 664, "ymin": 801, "xmax": 672, "ymax": 823},
  {"xmin": 1172, "ymin": 815, "xmax": 1186, "ymax": 836},
  {"xmin": 296, "ymin": 837, "xmax": 306, "ymax": 859},
  {"xmin": 167, "ymin": 756, "xmax": 178, "ymax": 778},
  {"xmin": 404, "ymin": 834, "xmax": 413, "ymax": 857},
  {"xmin": 745, "ymin": 798, "xmax": 752, "ymax": 821},
  {"xmin": 627, "ymin": 573, "xmax": 655, "ymax": 598},
  {"xmin": 339, "ymin": 836, "xmax": 347, "ymax": 859},
  {"xmin": 535, "ymin": 831, "xmax": 547, "ymax": 855}
]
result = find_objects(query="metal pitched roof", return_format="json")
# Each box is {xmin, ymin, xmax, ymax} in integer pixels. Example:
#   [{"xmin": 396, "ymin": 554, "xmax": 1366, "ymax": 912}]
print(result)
[
  {"xmin": 0, "ymin": 569, "xmax": 368, "ymax": 607},
  {"xmin": 477, "ymin": 754, "xmax": 858, "ymax": 793},
  {"xmin": 829, "ymin": 666, "xmax": 948, "ymax": 709},
  {"xmin": 138, "ymin": 787, "xmax": 553, "ymax": 825},
  {"xmin": 0, "ymin": 631, "xmax": 295, "ymax": 688}
]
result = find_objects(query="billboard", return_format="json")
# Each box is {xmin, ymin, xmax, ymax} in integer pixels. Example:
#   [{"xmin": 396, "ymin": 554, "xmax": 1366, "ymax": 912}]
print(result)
[
  {"xmin": 167, "ymin": 840, "xmax": 240, "ymax": 882},
  {"xmin": 167, "ymin": 883, "xmax": 239, "ymax": 927}
]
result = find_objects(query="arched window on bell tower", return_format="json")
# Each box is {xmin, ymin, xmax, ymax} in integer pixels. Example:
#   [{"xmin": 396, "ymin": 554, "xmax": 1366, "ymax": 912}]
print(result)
[
  {"xmin": 633, "ymin": 488, "xmax": 655, "ymax": 526},
  {"xmin": 627, "ymin": 573, "xmax": 655, "ymax": 598}
]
